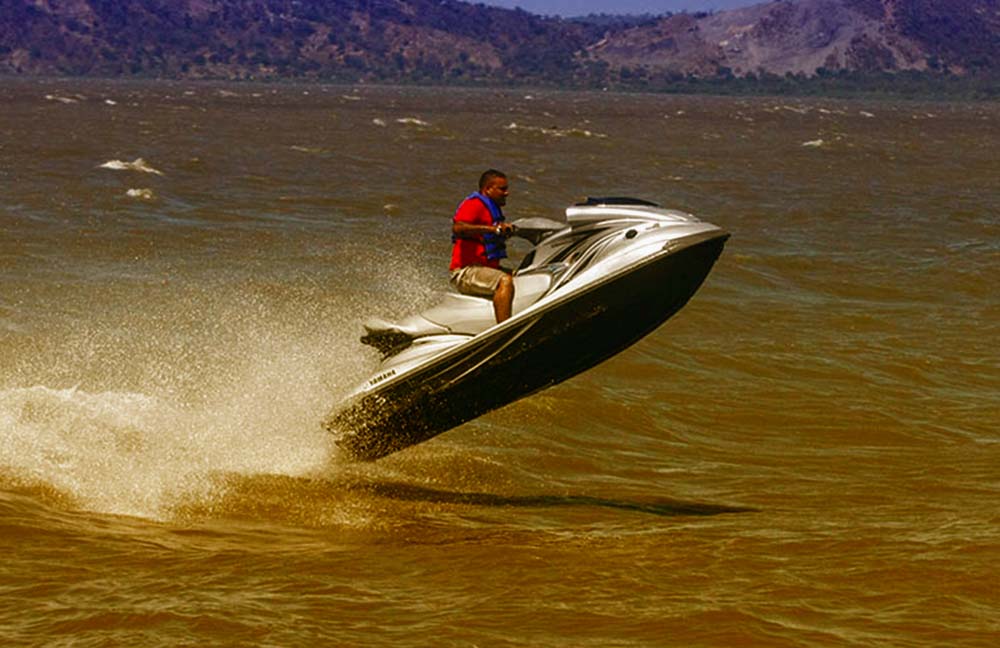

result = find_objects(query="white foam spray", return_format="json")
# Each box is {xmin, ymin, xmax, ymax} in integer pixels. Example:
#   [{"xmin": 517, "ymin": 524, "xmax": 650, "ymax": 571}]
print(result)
[
  {"xmin": 0, "ymin": 282, "xmax": 382, "ymax": 520},
  {"xmin": 0, "ymin": 355, "xmax": 347, "ymax": 520}
]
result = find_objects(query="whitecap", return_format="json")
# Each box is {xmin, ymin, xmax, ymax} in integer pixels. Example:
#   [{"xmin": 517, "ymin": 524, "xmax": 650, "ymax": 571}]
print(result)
[
  {"xmin": 44, "ymin": 94, "xmax": 78, "ymax": 104},
  {"xmin": 396, "ymin": 117, "xmax": 430, "ymax": 127},
  {"xmin": 99, "ymin": 158, "xmax": 165, "ymax": 175},
  {"xmin": 505, "ymin": 122, "xmax": 606, "ymax": 139},
  {"xmin": 801, "ymin": 139, "xmax": 825, "ymax": 148},
  {"xmin": 126, "ymin": 188, "xmax": 155, "ymax": 200},
  {"xmin": 372, "ymin": 118, "xmax": 387, "ymax": 127}
]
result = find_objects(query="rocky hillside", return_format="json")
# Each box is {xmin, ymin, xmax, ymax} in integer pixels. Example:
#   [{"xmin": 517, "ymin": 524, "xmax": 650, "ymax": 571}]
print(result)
[
  {"xmin": 0, "ymin": 0, "xmax": 596, "ymax": 81},
  {"xmin": 1, "ymin": 0, "xmax": 997, "ymax": 84},
  {"xmin": 590, "ymin": 0, "xmax": 1000, "ymax": 77}
]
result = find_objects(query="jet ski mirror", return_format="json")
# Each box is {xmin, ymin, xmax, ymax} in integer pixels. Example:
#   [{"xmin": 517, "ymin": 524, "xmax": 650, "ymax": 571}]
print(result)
[{"xmin": 508, "ymin": 217, "xmax": 568, "ymax": 245}]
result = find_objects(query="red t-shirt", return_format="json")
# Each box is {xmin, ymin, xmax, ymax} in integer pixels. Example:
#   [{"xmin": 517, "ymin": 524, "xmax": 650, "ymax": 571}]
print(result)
[{"xmin": 450, "ymin": 197, "xmax": 499, "ymax": 271}]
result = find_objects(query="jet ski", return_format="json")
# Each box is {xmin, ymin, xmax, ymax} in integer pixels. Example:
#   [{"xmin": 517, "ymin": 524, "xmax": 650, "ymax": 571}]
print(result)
[{"xmin": 324, "ymin": 197, "xmax": 729, "ymax": 461}]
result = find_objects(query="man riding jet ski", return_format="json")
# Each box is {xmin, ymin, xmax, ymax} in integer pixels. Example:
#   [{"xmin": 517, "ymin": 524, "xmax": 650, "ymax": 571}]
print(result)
[
  {"xmin": 324, "ymin": 193, "xmax": 729, "ymax": 461},
  {"xmin": 448, "ymin": 169, "xmax": 517, "ymax": 323}
]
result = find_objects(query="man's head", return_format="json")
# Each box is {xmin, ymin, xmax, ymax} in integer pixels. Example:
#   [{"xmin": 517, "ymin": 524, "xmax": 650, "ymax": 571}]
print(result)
[{"xmin": 479, "ymin": 169, "xmax": 510, "ymax": 207}]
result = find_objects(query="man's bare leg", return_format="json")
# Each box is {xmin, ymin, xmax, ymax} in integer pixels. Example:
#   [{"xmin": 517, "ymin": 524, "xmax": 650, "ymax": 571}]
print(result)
[{"xmin": 493, "ymin": 274, "xmax": 514, "ymax": 323}]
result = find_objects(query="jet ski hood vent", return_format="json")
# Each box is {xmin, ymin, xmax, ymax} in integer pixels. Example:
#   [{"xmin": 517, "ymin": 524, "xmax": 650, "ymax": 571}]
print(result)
[
  {"xmin": 565, "ymin": 201, "xmax": 700, "ymax": 227},
  {"xmin": 575, "ymin": 197, "xmax": 661, "ymax": 207}
]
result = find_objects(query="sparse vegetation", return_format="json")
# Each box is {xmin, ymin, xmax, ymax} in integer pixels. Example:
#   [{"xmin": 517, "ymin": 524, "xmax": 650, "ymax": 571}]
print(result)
[{"xmin": 0, "ymin": 0, "xmax": 997, "ymax": 99}]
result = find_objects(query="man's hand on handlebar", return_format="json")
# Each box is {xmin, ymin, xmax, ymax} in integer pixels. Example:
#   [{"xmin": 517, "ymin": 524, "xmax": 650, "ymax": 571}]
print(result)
[{"xmin": 496, "ymin": 222, "xmax": 517, "ymax": 238}]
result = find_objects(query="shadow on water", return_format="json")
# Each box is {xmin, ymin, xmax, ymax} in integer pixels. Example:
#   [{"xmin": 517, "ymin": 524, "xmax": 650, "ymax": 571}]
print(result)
[
  {"xmin": 165, "ymin": 473, "xmax": 758, "ymax": 530},
  {"xmin": 341, "ymin": 479, "xmax": 756, "ymax": 518}
]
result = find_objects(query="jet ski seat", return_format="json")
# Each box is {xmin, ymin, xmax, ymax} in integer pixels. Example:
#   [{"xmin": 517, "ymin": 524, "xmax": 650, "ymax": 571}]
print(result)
[
  {"xmin": 360, "ymin": 292, "xmax": 493, "ymax": 356},
  {"xmin": 360, "ymin": 271, "xmax": 554, "ymax": 356}
]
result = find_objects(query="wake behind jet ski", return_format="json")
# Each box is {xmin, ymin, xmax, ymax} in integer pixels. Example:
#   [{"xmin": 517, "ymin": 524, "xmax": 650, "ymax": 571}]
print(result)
[{"xmin": 324, "ymin": 198, "xmax": 729, "ymax": 461}]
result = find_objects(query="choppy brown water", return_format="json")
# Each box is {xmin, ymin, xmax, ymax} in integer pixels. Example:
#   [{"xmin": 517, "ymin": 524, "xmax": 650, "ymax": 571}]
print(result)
[{"xmin": 1, "ymin": 77, "xmax": 998, "ymax": 646}]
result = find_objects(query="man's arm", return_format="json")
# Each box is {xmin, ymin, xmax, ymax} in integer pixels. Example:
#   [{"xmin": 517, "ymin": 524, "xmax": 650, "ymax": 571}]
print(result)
[{"xmin": 452, "ymin": 220, "xmax": 515, "ymax": 239}]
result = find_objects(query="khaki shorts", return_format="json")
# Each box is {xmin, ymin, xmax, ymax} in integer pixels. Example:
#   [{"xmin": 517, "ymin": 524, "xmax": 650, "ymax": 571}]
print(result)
[{"xmin": 450, "ymin": 266, "xmax": 507, "ymax": 298}]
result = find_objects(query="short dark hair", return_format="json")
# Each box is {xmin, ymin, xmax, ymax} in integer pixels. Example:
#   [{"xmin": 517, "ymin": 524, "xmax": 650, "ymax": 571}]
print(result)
[{"xmin": 479, "ymin": 169, "xmax": 507, "ymax": 191}]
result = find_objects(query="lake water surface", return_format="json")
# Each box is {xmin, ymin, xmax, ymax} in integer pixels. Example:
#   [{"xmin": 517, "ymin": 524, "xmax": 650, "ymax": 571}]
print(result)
[{"xmin": 1, "ymin": 78, "xmax": 998, "ymax": 646}]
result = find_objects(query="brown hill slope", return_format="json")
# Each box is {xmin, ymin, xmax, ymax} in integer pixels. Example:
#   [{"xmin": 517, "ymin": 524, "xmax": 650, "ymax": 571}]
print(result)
[
  {"xmin": 0, "ymin": 0, "xmax": 997, "ymax": 82},
  {"xmin": 587, "ymin": 0, "xmax": 1000, "ymax": 77},
  {"xmin": 0, "ymin": 0, "xmax": 592, "ymax": 80}
]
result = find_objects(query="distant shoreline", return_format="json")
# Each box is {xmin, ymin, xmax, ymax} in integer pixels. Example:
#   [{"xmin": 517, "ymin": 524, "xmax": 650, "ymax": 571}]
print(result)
[{"xmin": 2, "ymin": 72, "xmax": 998, "ymax": 102}]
